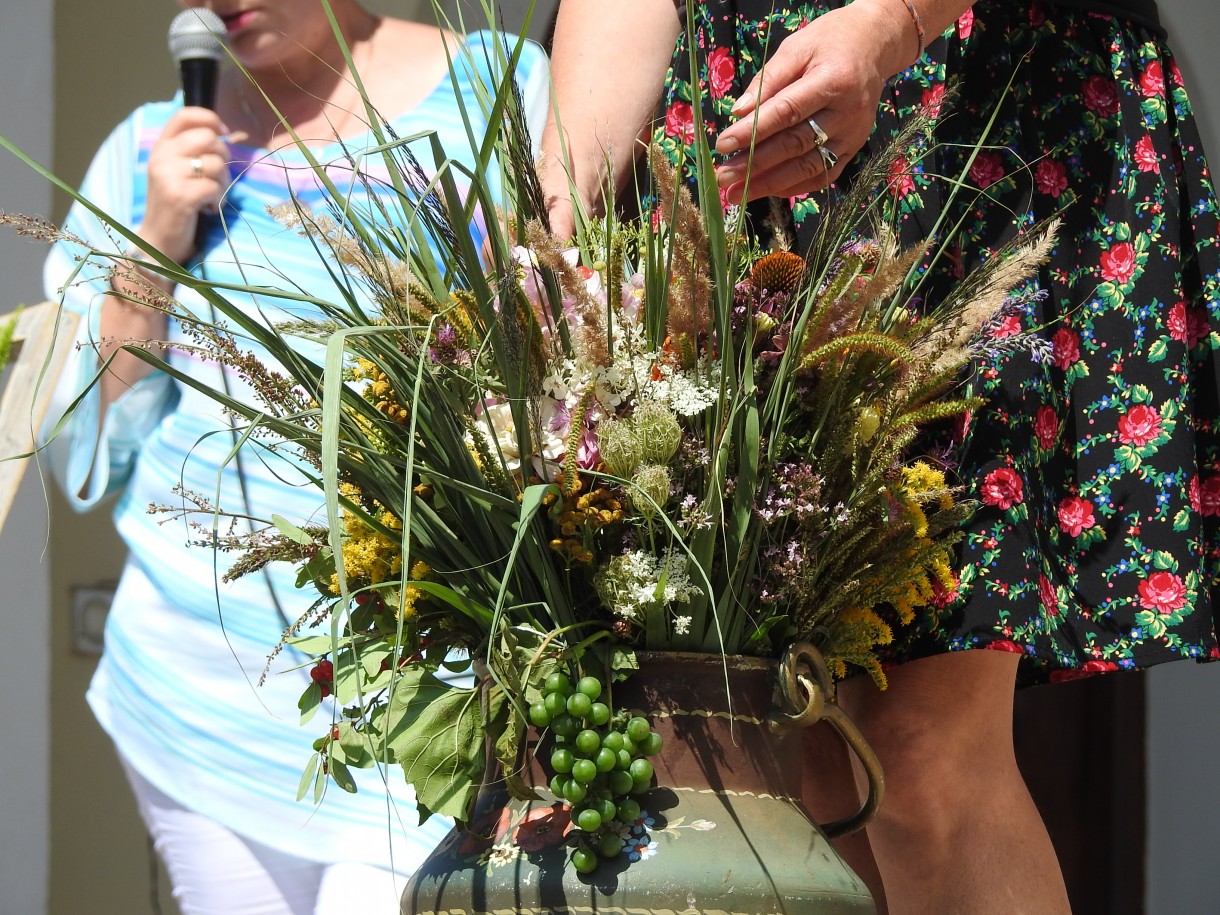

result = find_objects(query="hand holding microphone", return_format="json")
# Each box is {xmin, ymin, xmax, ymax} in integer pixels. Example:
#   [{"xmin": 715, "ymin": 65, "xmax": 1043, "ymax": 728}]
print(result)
[{"xmin": 138, "ymin": 9, "xmax": 228, "ymax": 265}]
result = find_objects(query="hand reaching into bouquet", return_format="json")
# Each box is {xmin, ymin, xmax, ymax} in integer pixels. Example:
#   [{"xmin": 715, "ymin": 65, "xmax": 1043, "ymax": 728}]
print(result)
[{"xmin": 713, "ymin": 1, "xmax": 922, "ymax": 204}]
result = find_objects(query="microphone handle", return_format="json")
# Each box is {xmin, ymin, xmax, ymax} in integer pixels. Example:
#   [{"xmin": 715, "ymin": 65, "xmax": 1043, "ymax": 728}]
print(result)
[
  {"xmin": 179, "ymin": 58, "xmax": 218, "ymax": 109},
  {"xmin": 179, "ymin": 58, "xmax": 219, "ymax": 255}
]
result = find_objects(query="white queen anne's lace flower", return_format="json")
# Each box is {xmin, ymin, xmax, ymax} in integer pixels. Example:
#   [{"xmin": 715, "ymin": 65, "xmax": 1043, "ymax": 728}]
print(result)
[{"xmin": 595, "ymin": 548, "xmax": 701, "ymax": 622}]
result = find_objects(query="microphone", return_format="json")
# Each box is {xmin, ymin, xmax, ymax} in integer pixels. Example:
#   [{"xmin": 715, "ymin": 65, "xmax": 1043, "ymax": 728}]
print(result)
[
  {"xmin": 168, "ymin": 8, "xmax": 226, "ymax": 109},
  {"xmin": 167, "ymin": 9, "xmax": 226, "ymax": 256}
]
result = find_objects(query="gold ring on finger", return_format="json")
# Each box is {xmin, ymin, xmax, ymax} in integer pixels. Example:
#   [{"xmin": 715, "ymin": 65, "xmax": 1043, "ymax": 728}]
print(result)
[
  {"xmin": 190, "ymin": 156, "xmax": 205, "ymax": 180},
  {"xmin": 806, "ymin": 116, "xmax": 828, "ymax": 147}
]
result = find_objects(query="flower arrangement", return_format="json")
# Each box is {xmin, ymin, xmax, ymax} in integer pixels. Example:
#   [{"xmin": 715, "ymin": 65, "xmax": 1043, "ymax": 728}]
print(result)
[{"xmin": 6, "ymin": 10, "xmax": 1055, "ymax": 876}]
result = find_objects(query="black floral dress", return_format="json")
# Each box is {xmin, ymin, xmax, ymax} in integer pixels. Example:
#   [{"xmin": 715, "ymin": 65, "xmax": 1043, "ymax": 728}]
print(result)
[{"xmin": 656, "ymin": 0, "xmax": 1220, "ymax": 682}]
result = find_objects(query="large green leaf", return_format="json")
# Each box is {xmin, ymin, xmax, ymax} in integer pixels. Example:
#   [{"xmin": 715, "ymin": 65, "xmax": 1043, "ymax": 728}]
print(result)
[{"xmin": 383, "ymin": 668, "xmax": 484, "ymax": 823}]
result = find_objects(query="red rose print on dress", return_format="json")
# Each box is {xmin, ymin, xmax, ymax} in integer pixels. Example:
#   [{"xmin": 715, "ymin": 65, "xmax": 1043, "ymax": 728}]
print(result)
[
  {"xmin": 707, "ymin": 46, "xmax": 736, "ymax": 100},
  {"xmin": 1118, "ymin": 403, "xmax": 1162, "ymax": 447},
  {"xmin": 1057, "ymin": 496, "xmax": 1096, "ymax": 537},
  {"xmin": 1189, "ymin": 474, "xmax": 1202, "ymax": 512},
  {"xmin": 969, "ymin": 152, "xmax": 1005, "ymax": 190},
  {"xmin": 665, "ymin": 102, "xmax": 696, "ymax": 144},
  {"xmin": 1035, "ymin": 158, "xmax": 1068, "ymax": 198},
  {"xmin": 981, "ymin": 467, "xmax": 1024, "ymax": 510},
  {"xmin": 1100, "ymin": 241, "xmax": 1137, "ymax": 285},
  {"xmin": 921, "ymin": 83, "xmax": 946, "ymax": 118},
  {"xmin": 1050, "ymin": 659, "xmax": 1121, "ymax": 682},
  {"xmin": 1035, "ymin": 406, "xmax": 1059, "ymax": 450},
  {"xmin": 957, "ymin": 7, "xmax": 973, "ymax": 38},
  {"xmin": 1051, "ymin": 327, "xmax": 1081, "ymax": 370},
  {"xmin": 888, "ymin": 156, "xmax": 916, "ymax": 198},
  {"xmin": 1138, "ymin": 570, "xmax": 1187, "ymax": 614},
  {"xmin": 1029, "ymin": 3, "xmax": 1046, "ymax": 26},
  {"xmin": 1134, "ymin": 135, "xmax": 1160, "ymax": 174},
  {"xmin": 1167, "ymin": 300, "xmax": 1209, "ymax": 349},
  {"xmin": 986, "ymin": 640, "xmax": 1024, "ymax": 653},
  {"xmin": 1083, "ymin": 75, "xmax": 1120, "ymax": 116},
  {"xmin": 1039, "ymin": 573, "xmax": 1059, "ymax": 615},
  {"xmin": 992, "ymin": 314, "xmax": 1022, "ymax": 338},
  {"xmin": 1197, "ymin": 475, "xmax": 1220, "ymax": 517},
  {"xmin": 1139, "ymin": 60, "xmax": 1165, "ymax": 98}
]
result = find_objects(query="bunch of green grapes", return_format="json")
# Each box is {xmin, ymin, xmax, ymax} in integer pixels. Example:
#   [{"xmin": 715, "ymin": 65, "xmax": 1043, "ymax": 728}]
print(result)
[{"xmin": 529, "ymin": 671, "xmax": 663, "ymax": 873}]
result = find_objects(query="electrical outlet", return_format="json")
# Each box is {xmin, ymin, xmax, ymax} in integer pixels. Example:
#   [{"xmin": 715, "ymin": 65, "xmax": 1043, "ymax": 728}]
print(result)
[{"xmin": 71, "ymin": 584, "xmax": 116, "ymax": 655}]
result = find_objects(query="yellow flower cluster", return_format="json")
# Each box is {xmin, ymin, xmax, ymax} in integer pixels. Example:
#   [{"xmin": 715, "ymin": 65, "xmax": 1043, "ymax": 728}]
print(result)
[
  {"xmin": 897, "ymin": 461, "xmax": 954, "ymax": 538},
  {"xmin": 353, "ymin": 357, "xmax": 409, "ymax": 425},
  {"xmin": 825, "ymin": 606, "xmax": 894, "ymax": 688},
  {"xmin": 329, "ymin": 484, "xmax": 404, "ymax": 595},
  {"xmin": 544, "ymin": 472, "xmax": 624, "ymax": 564},
  {"xmin": 888, "ymin": 461, "xmax": 958, "ymax": 625}
]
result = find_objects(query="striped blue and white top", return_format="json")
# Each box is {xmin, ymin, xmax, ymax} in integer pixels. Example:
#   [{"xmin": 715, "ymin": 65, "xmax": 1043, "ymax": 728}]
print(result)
[{"xmin": 43, "ymin": 30, "xmax": 549, "ymax": 871}]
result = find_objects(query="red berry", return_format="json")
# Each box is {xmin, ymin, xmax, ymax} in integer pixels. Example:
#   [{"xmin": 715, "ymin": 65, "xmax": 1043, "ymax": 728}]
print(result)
[{"xmin": 310, "ymin": 659, "xmax": 334, "ymax": 683}]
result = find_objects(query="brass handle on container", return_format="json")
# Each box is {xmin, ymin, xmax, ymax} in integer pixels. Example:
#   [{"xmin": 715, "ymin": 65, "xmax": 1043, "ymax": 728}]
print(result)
[{"xmin": 768, "ymin": 640, "xmax": 885, "ymax": 838}]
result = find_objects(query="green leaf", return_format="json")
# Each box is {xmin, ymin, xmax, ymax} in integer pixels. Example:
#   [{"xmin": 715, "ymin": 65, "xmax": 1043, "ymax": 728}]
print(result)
[
  {"xmin": 1097, "ymin": 282, "xmax": 1123, "ymax": 308},
  {"xmin": 1135, "ymin": 609, "xmax": 1166, "ymax": 639},
  {"xmin": 297, "ymin": 753, "xmax": 320, "ymax": 802},
  {"xmin": 384, "ymin": 669, "xmax": 484, "ymax": 824},
  {"xmin": 313, "ymin": 762, "xmax": 326, "ymax": 805},
  {"xmin": 338, "ymin": 723, "xmax": 375, "ymax": 769},
  {"xmin": 329, "ymin": 758, "xmax": 358, "ymax": 794},
  {"xmin": 271, "ymin": 513, "xmax": 314, "ymax": 545},
  {"xmin": 1147, "ymin": 337, "xmax": 1169, "ymax": 364},
  {"xmin": 290, "ymin": 634, "xmax": 348, "ymax": 656},
  {"xmin": 1151, "ymin": 550, "xmax": 1178, "ymax": 572},
  {"xmin": 333, "ymin": 652, "xmax": 363, "ymax": 705},
  {"xmin": 295, "ymin": 550, "xmax": 335, "ymax": 592},
  {"xmin": 1130, "ymin": 384, "xmax": 1154, "ymax": 405},
  {"xmin": 1114, "ymin": 445, "xmax": 1141, "ymax": 473},
  {"xmin": 299, "ymin": 681, "xmax": 323, "ymax": 725},
  {"xmin": 1140, "ymin": 97, "xmax": 1167, "ymax": 123}
]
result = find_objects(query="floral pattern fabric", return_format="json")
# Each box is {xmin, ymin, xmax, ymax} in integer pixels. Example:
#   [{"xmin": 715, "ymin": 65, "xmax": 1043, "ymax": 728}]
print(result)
[{"xmin": 657, "ymin": 0, "xmax": 1220, "ymax": 682}]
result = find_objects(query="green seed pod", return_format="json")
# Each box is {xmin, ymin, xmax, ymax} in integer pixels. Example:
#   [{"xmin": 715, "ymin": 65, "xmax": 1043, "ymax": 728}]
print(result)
[
  {"xmin": 598, "ymin": 418, "xmax": 639, "ymax": 478},
  {"xmin": 631, "ymin": 401, "xmax": 682, "ymax": 465},
  {"xmin": 630, "ymin": 464, "xmax": 671, "ymax": 519}
]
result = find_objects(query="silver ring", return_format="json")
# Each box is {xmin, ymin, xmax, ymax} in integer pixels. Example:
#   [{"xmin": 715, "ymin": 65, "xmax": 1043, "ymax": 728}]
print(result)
[
  {"xmin": 806, "ymin": 116, "xmax": 828, "ymax": 147},
  {"xmin": 189, "ymin": 156, "xmax": 204, "ymax": 179},
  {"xmin": 819, "ymin": 146, "xmax": 839, "ymax": 171}
]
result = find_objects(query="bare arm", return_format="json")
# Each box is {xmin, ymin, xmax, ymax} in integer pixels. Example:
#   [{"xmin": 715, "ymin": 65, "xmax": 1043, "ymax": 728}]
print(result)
[
  {"xmin": 99, "ymin": 106, "xmax": 230, "ymax": 408},
  {"xmin": 541, "ymin": 0, "xmax": 682, "ymax": 237}
]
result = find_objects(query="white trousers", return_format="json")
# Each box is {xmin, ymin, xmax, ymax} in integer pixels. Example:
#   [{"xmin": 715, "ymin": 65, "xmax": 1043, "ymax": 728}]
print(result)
[{"xmin": 124, "ymin": 763, "xmax": 407, "ymax": 915}]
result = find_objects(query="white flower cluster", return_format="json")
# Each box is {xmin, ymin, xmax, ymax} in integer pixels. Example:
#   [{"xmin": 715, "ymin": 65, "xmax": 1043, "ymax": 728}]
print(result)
[
  {"xmin": 644, "ymin": 356, "xmax": 721, "ymax": 417},
  {"xmin": 542, "ymin": 307, "xmax": 719, "ymax": 420},
  {"xmin": 595, "ymin": 548, "xmax": 702, "ymax": 624},
  {"xmin": 469, "ymin": 397, "xmax": 566, "ymax": 477}
]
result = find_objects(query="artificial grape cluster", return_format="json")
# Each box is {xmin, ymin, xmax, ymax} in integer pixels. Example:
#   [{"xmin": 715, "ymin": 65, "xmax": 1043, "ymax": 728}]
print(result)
[{"xmin": 529, "ymin": 671, "xmax": 663, "ymax": 874}]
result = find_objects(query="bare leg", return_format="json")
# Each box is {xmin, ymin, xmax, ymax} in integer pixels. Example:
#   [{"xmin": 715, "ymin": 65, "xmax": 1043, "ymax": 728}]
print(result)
[{"xmin": 836, "ymin": 650, "xmax": 1070, "ymax": 915}]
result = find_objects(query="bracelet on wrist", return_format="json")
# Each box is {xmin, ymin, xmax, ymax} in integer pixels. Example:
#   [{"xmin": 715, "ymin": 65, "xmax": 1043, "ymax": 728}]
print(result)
[{"xmin": 893, "ymin": 0, "xmax": 927, "ymax": 63}]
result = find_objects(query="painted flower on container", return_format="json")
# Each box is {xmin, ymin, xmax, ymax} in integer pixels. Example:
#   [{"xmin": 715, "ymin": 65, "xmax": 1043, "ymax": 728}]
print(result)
[
  {"xmin": 626, "ymin": 837, "xmax": 660, "ymax": 862},
  {"xmin": 513, "ymin": 804, "xmax": 573, "ymax": 853}
]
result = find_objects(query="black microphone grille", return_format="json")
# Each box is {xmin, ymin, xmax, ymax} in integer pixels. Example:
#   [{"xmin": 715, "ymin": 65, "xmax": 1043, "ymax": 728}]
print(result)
[{"xmin": 168, "ymin": 8, "xmax": 226, "ymax": 63}]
